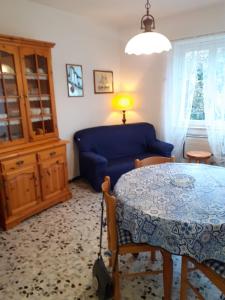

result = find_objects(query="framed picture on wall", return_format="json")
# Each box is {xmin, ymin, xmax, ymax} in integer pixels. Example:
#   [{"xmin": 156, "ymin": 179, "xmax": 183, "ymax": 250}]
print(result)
[
  {"xmin": 66, "ymin": 64, "xmax": 84, "ymax": 97},
  {"xmin": 93, "ymin": 70, "xmax": 114, "ymax": 94}
]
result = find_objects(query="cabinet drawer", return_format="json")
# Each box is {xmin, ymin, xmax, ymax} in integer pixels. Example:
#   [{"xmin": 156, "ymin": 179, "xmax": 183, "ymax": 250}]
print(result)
[
  {"xmin": 1, "ymin": 154, "xmax": 36, "ymax": 172},
  {"xmin": 38, "ymin": 146, "xmax": 65, "ymax": 161}
]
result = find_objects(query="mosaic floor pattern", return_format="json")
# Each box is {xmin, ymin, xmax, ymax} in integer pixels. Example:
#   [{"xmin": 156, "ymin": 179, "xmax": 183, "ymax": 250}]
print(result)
[{"xmin": 0, "ymin": 179, "xmax": 224, "ymax": 300}]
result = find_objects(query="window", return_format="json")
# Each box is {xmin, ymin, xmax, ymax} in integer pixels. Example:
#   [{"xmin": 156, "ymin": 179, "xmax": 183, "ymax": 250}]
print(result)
[
  {"xmin": 163, "ymin": 34, "xmax": 225, "ymax": 161},
  {"xmin": 190, "ymin": 60, "xmax": 205, "ymax": 121},
  {"xmin": 185, "ymin": 46, "xmax": 225, "ymax": 130},
  {"xmin": 188, "ymin": 50, "xmax": 208, "ymax": 132}
]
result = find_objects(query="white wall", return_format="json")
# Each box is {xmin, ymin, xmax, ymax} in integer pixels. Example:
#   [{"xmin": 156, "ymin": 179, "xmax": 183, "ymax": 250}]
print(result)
[
  {"xmin": 0, "ymin": 0, "xmax": 121, "ymax": 179},
  {"xmin": 119, "ymin": 2, "xmax": 225, "ymax": 138},
  {"xmin": 1, "ymin": 1, "xmax": 225, "ymax": 178}
]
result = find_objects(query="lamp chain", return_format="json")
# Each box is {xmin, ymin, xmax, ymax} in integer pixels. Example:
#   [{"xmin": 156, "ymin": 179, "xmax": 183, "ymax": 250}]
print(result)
[{"xmin": 145, "ymin": 0, "xmax": 151, "ymax": 16}]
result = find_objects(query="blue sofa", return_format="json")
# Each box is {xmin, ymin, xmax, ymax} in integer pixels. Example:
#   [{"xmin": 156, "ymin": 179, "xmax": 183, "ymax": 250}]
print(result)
[{"xmin": 74, "ymin": 122, "xmax": 174, "ymax": 191}]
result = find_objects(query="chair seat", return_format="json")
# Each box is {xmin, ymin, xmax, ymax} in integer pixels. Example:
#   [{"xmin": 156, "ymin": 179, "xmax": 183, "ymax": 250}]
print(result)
[
  {"xmin": 204, "ymin": 259, "xmax": 225, "ymax": 278},
  {"xmin": 117, "ymin": 224, "xmax": 133, "ymax": 245}
]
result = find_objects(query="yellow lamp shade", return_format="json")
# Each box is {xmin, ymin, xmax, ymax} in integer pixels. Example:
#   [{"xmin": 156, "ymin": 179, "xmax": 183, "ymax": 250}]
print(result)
[{"xmin": 112, "ymin": 93, "xmax": 134, "ymax": 111}]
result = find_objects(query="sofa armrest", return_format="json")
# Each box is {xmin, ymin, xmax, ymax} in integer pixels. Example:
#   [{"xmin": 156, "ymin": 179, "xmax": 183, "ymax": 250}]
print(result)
[
  {"xmin": 80, "ymin": 151, "xmax": 108, "ymax": 167},
  {"xmin": 79, "ymin": 152, "xmax": 108, "ymax": 191},
  {"xmin": 150, "ymin": 140, "xmax": 174, "ymax": 156}
]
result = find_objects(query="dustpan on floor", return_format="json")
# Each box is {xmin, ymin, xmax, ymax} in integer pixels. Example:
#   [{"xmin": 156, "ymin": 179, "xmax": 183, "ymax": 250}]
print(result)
[{"xmin": 92, "ymin": 194, "xmax": 113, "ymax": 300}]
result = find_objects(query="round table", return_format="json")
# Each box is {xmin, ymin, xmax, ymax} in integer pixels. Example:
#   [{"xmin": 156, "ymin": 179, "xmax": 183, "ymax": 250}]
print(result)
[{"xmin": 114, "ymin": 163, "xmax": 225, "ymax": 263}]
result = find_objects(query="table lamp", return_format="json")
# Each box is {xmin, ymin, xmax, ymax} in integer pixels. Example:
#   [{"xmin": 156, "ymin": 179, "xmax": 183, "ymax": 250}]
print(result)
[{"xmin": 112, "ymin": 93, "xmax": 134, "ymax": 124}]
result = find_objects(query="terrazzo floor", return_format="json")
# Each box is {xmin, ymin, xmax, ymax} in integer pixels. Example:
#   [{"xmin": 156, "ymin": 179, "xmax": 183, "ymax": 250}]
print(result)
[{"xmin": 0, "ymin": 179, "xmax": 224, "ymax": 300}]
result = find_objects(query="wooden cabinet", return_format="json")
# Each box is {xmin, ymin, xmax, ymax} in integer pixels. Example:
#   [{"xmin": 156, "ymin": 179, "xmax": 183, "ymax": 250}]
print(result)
[
  {"xmin": 4, "ymin": 163, "xmax": 40, "ymax": 218},
  {"xmin": 0, "ymin": 35, "xmax": 71, "ymax": 230},
  {"xmin": 40, "ymin": 158, "xmax": 67, "ymax": 201},
  {"xmin": 39, "ymin": 147, "xmax": 68, "ymax": 202}
]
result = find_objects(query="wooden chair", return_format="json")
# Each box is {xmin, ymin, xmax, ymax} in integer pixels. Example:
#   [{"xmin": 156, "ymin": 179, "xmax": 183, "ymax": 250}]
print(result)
[
  {"xmin": 180, "ymin": 256, "xmax": 225, "ymax": 299},
  {"xmin": 102, "ymin": 176, "xmax": 173, "ymax": 300},
  {"xmin": 134, "ymin": 156, "xmax": 176, "ymax": 168}
]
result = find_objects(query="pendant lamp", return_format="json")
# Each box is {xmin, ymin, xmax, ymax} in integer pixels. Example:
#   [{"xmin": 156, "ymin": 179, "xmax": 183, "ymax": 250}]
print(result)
[{"xmin": 125, "ymin": 0, "xmax": 172, "ymax": 55}]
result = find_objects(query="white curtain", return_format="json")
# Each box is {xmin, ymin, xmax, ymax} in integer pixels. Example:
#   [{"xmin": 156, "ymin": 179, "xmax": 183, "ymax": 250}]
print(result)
[
  {"xmin": 204, "ymin": 40, "xmax": 225, "ymax": 165},
  {"xmin": 163, "ymin": 34, "xmax": 225, "ymax": 163},
  {"xmin": 163, "ymin": 42, "xmax": 198, "ymax": 160}
]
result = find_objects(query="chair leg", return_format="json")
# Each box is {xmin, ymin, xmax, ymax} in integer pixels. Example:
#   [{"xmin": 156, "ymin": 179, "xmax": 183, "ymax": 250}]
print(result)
[
  {"xmin": 109, "ymin": 257, "xmax": 112, "ymax": 267},
  {"xmin": 151, "ymin": 250, "xmax": 156, "ymax": 262},
  {"xmin": 112, "ymin": 256, "xmax": 120, "ymax": 300},
  {"xmin": 180, "ymin": 256, "xmax": 188, "ymax": 300},
  {"xmin": 205, "ymin": 158, "xmax": 210, "ymax": 164},
  {"xmin": 162, "ymin": 251, "xmax": 173, "ymax": 300}
]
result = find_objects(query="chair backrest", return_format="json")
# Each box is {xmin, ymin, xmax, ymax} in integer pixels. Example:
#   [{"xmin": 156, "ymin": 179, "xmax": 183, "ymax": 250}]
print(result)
[
  {"xmin": 101, "ymin": 176, "xmax": 118, "ymax": 252},
  {"xmin": 134, "ymin": 156, "xmax": 175, "ymax": 168}
]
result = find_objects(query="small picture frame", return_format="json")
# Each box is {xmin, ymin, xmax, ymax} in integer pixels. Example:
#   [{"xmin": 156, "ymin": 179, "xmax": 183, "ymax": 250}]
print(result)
[
  {"xmin": 93, "ymin": 70, "xmax": 114, "ymax": 94},
  {"xmin": 66, "ymin": 64, "xmax": 84, "ymax": 97}
]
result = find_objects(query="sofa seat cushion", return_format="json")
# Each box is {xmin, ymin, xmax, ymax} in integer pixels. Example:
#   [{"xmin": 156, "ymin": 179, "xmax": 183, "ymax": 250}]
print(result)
[
  {"xmin": 106, "ymin": 153, "xmax": 159, "ymax": 188},
  {"xmin": 107, "ymin": 156, "xmax": 134, "ymax": 174},
  {"xmin": 107, "ymin": 152, "xmax": 159, "ymax": 174}
]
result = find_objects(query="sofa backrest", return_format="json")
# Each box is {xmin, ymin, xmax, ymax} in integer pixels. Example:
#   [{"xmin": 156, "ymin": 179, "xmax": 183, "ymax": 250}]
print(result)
[{"xmin": 74, "ymin": 123, "xmax": 156, "ymax": 160}]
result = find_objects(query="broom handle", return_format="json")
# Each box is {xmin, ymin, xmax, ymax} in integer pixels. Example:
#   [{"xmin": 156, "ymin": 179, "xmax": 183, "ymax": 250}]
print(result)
[{"xmin": 98, "ymin": 194, "xmax": 104, "ymax": 257}]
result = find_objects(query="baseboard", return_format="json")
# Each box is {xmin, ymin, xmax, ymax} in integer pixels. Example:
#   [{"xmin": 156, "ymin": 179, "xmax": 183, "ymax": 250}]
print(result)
[{"xmin": 68, "ymin": 176, "xmax": 81, "ymax": 183}]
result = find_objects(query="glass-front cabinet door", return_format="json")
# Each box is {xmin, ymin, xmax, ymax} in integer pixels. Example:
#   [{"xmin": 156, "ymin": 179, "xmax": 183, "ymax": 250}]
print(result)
[
  {"xmin": 0, "ymin": 45, "xmax": 27, "ymax": 145},
  {"xmin": 21, "ymin": 48, "xmax": 57, "ymax": 140}
]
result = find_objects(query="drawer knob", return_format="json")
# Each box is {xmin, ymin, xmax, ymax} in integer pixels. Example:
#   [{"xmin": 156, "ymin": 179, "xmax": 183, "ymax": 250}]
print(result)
[
  {"xmin": 16, "ymin": 160, "xmax": 24, "ymax": 166},
  {"xmin": 50, "ymin": 151, "xmax": 56, "ymax": 156}
]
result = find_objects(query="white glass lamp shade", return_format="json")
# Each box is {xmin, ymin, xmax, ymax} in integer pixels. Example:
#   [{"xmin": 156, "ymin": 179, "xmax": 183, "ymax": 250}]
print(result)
[{"xmin": 125, "ymin": 31, "xmax": 172, "ymax": 55}]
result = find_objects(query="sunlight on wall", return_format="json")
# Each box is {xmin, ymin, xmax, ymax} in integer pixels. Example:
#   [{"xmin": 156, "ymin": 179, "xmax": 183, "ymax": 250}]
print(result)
[{"xmin": 120, "ymin": 81, "xmax": 139, "ymax": 92}]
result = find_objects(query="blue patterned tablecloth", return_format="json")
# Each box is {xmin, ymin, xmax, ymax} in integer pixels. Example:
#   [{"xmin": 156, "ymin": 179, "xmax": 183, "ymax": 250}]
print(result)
[{"xmin": 114, "ymin": 163, "xmax": 225, "ymax": 263}]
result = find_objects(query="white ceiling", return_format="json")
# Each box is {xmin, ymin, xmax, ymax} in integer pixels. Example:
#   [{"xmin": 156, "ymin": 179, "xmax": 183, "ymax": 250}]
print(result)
[{"xmin": 30, "ymin": 0, "xmax": 223, "ymax": 29}]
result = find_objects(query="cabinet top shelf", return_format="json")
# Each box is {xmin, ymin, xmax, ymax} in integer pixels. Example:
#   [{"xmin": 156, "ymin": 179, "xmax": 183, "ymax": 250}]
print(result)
[{"xmin": 0, "ymin": 34, "xmax": 55, "ymax": 48}]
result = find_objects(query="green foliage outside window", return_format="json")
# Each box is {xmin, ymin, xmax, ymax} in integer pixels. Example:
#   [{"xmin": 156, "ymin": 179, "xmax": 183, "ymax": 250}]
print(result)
[{"xmin": 190, "ymin": 64, "xmax": 205, "ymax": 120}]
